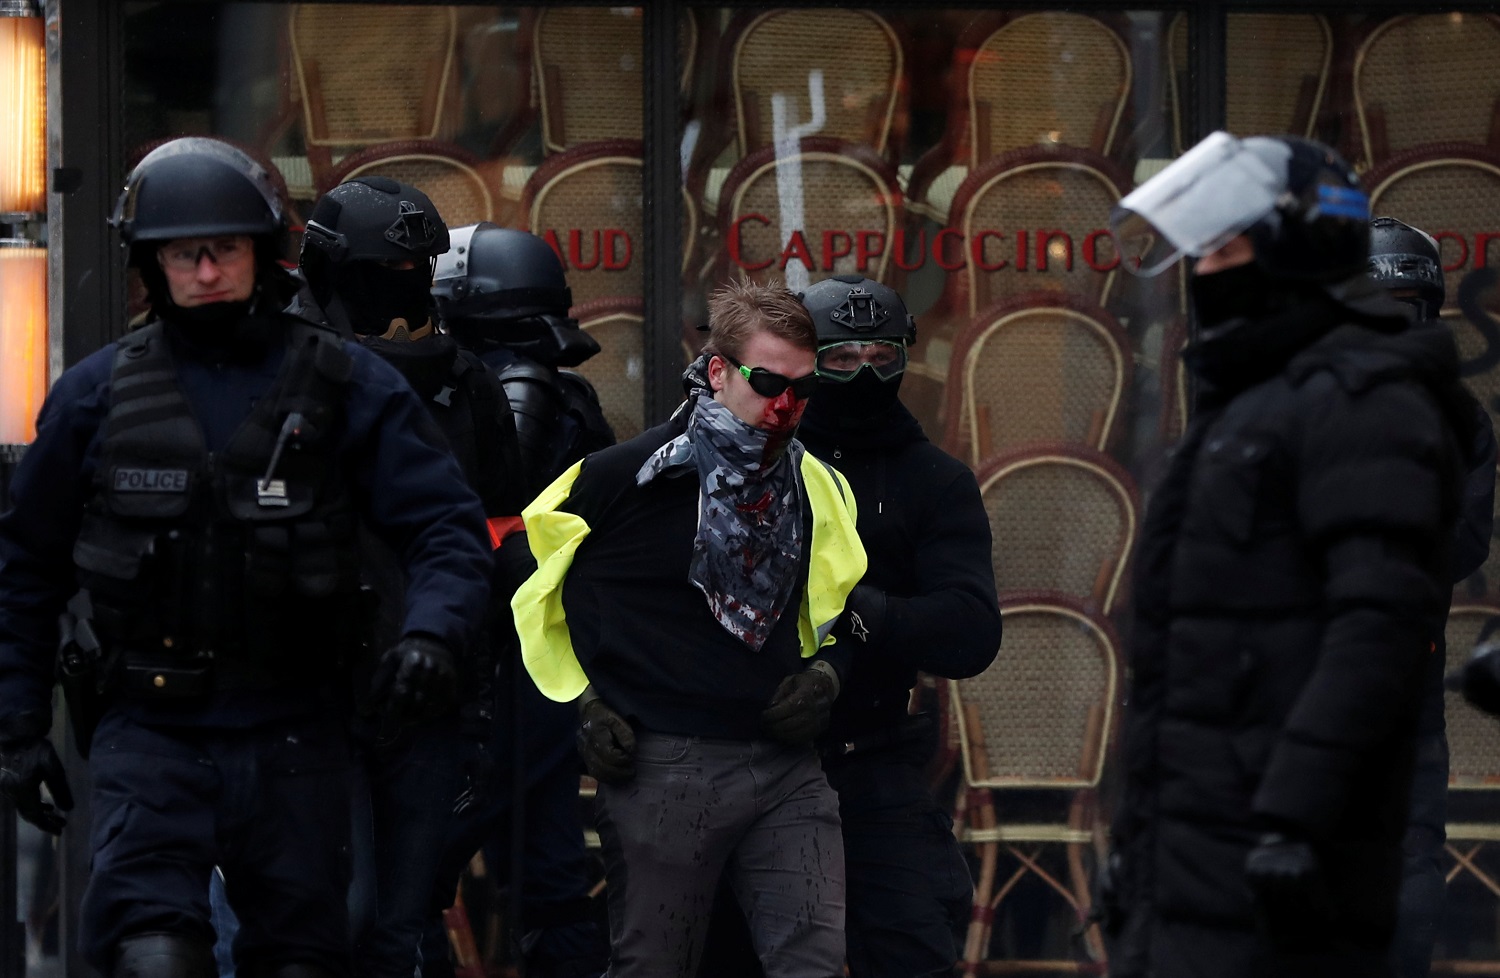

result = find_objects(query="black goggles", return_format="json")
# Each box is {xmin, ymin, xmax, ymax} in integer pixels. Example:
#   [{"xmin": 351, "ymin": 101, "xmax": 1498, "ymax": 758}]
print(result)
[{"xmin": 720, "ymin": 352, "xmax": 820, "ymax": 400}]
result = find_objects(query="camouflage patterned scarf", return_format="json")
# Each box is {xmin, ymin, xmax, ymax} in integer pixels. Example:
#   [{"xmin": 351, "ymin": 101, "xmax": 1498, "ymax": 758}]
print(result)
[{"xmin": 636, "ymin": 390, "xmax": 804, "ymax": 650}]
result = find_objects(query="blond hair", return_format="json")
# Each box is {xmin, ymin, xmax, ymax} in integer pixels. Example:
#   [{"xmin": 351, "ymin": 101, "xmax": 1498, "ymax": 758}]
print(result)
[{"xmin": 703, "ymin": 279, "xmax": 815, "ymax": 360}]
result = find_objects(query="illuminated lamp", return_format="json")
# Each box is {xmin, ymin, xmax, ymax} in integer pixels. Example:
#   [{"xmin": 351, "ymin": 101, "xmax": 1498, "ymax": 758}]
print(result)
[
  {"xmin": 0, "ymin": 241, "xmax": 46, "ymax": 444},
  {"xmin": 0, "ymin": 1, "xmax": 45, "ymax": 217}
]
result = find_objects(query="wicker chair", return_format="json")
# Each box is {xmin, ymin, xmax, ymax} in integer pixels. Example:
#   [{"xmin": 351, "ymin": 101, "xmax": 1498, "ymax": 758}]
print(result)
[
  {"xmin": 1439, "ymin": 603, "xmax": 1500, "ymax": 975},
  {"xmin": 949, "ymin": 591, "xmax": 1119, "ymax": 973},
  {"xmin": 571, "ymin": 297, "xmax": 646, "ymax": 442},
  {"xmin": 1354, "ymin": 13, "xmax": 1500, "ymax": 169},
  {"xmin": 941, "ymin": 294, "xmax": 1131, "ymax": 466},
  {"xmin": 289, "ymin": 6, "xmax": 460, "ymax": 188},
  {"xmin": 326, "ymin": 140, "xmax": 497, "ymax": 228},
  {"xmin": 727, "ymin": 9, "xmax": 903, "ymax": 159},
  {"xmin": 976, "ymin": 447, "xmax": 1138, "ymax": 617},
  {"xmin": 714, "ymin": 136, "xmax": 904, "ymax": 287},
  {"xmin": 1167, "ymin": 13, "xmax": 1331, "ymax": 154},
  {"xmin": 941, "ymin": 146, "xmax": 1133, "ymax": 322},
  {"xmin": 1159, "ymin": 317, "xmax": 1190, "ymax": 447},
  {"xmin": 522, "ymin": 140, "xmax": 645, "ymax": 307},
  {"xmin": 906, "ymin": 13, "xmax": 1130, "ymax": 224},
  {"xmin": 1365, "ymin": 145, "xmax": 1500, "ymax": 320},
  {"xmin": 532, "ymin": 8, "xmax": 644, "ymax": 154}
]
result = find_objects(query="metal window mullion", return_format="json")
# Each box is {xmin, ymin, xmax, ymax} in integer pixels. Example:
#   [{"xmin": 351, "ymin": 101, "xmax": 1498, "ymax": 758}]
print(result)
[{"xmin": 642, "ymin": 0, "xmax": 684, "ymax": 426}]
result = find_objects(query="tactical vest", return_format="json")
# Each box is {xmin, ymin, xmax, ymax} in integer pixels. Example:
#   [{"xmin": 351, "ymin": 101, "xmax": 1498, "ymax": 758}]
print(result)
[{"xmin": 72, "ymin": 320, "xmax": 365, "ymax": 697}]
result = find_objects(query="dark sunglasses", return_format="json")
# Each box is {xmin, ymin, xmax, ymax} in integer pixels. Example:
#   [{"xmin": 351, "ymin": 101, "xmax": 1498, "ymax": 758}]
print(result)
[{"xmin": 720, "ymin": 352, "xmax": 820, "ymax": 400}]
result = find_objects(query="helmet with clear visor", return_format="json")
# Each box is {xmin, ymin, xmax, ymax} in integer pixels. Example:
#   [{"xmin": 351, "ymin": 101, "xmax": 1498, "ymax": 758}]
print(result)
[
  {"xmin": 800, "ymin": 275, "xmax": 916, "ymax": 383},
  {"xmin": 1110, "ymin": 131, "xmax": 1369, "ymax": 283}
]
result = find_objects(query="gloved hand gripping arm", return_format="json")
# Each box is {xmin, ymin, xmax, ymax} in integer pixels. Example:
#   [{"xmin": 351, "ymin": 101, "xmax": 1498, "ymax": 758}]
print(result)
[
  {"xmin": 369, "ymin": 633, "xmax": 459, "ymax": 723},
  {"xmin": 761, "ymin": 659, "xmax": 841, "ymax": 744}
]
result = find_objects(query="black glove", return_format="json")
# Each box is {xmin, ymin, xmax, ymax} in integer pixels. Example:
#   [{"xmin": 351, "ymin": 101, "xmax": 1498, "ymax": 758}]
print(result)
[
  {"xmin": 834, "ymin": 584, "xmax": 887, "ymax": 648},
  {"xmin": 0, "ymin": 713, "xmax": 73, "ymax": 835},
  {"xmin": 1244, "ymin": 831, "xmax": 1331, "ymax": 948},
  {"xmin": 1090, "ymin": 849, "xmax": 1127, "ymax": 939},
  {"xmin": 1450, "ymin": 641, "xmax": 1500, "ymax": 716},
  {"xmin": 577, "ymin": 687, "xmax": 636, "ymax": 784},
  {"xmin": 369, "ymin": 634, "xmax": 459, "ymax": 722},
  {"xmin": 761, "ymin": 660, "xmax": 840, "ymax": 744}
]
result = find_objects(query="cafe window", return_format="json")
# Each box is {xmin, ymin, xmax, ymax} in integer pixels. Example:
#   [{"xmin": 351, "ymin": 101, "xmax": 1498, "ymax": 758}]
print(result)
[{"xmin": 15, "ymin": 5, "xmax": 1492, "ymax": 975}]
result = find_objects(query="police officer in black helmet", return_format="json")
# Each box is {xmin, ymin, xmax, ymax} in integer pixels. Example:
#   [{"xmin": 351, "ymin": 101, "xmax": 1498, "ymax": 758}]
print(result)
[
  {"xmin": 695, "ymin": 275, "xmax": 1002, "ymax": 978},
  {"xmin": 0, "ymin": 137, "xmax": 493, "ymax": 978},
  {"xmin": 422, "ymin": 223, "xmax": 612, "ymax": 978},
  {"xmin": 1370, "ymin": 217, "xmax": 1497, "ymax": 978},
  {"xmin": 296, "ymin": 179, "xmax": 525, "ymax": 978},
  {"xmin": 1104, "ymin": 134, "xmax": 1475, "ymax": 977},
  {"xmin": 433, "ymin": 223, "xmax": 614, "ymax": 503}
]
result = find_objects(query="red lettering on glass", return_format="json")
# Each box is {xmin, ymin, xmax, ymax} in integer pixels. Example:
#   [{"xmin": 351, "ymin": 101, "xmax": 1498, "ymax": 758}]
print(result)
[
  {"xmin": 779, "ymin": 231, "xmax": 814, "ymax": 271},
  {"xmin": 1036, "ymin": 230, "xmax": 1073, "ymax": 272},
  {"xmin": 892, "ymin": 229, "xmax": 925, "ymax": 271},
  {"xmin": 822, "ymin": 231, "xmax": 853, "ymax": 270},
  {"xmin": 542, "ymin": 229, "xmax": 565, "ymax": 265},
  {"xmin": 729, "ymin": 213, "xmax": 773, "ymax": 271},
  {"xmin": 933, "ymin": 228, "xmax": 965, "ymax": 272},
  {"xmin": 856, "ymin": 231, "xmax": 886, "ymax": 271},
  {"xmin": 603, "ymin": 229, "xmax": 632, "ymax": 270},
  {"xmin": 970, "ymin": 230, "xmax": 1007, "ymax": 272},
  {"xmin": 569, "ymin": 230, "xmax": 601, "ymax": 271},
  {"xmin": 1475, "ymin": 232, "xmax": 1500, "ymax": 270},
  {"xmin": 1082, "ymin": 229, "xmax": 1119, "ymax": 272},
  {"xmin": 1015, "ymin": 230, "xmax": 1028, "ymax": 271}
]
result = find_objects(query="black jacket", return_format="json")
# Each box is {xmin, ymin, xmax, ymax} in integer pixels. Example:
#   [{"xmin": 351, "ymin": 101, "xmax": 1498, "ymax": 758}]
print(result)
[
  {"xmin": 1113, "ymin": 289, "xmax": 1471, "ymax": 973},
  {"xmin": 797, "ymin": 398, "xmax": 1001, "ymax": 745}
]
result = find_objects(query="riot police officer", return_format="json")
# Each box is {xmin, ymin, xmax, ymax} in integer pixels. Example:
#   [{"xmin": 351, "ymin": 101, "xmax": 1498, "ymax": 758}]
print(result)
[
  {"xmin": 422, "ymin": 224, "xmax": 612, "ymax": 978},
  {"xmin": 1105, "ymin": 133, "xmax": 1474, "ymax": 977},
  {"xmin": 433, "ymin": 223, "xmax": 613, "ymax": 502},
  {"xmin": 695, "ymin": 276, "xmax": 1003, "ymax": 978},
  {"xmin": 0, "ymin": 137, "xmax": 493, "ymax": 978},
  {"xmin": 1369, "ymin": 217, "xmax": 1496, "ymax": 978},
  {"xmin": 297, "ymin": 177, "xmax": 524, "ymax": 978}
]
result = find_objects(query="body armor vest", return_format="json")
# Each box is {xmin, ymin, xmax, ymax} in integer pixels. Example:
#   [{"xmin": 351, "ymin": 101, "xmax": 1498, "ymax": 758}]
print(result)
[
  {"xmin": 72, "ymin": 319, "xmax": 364, "ymax": 696},
  {"xmin": 496, "ymin": 359, "xmax": 614, "ymax": 500}
]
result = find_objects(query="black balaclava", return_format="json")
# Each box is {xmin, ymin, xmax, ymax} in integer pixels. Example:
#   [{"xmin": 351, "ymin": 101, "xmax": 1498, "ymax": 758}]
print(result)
[
  {"xmin": 801, "ymin": 369, "xmax": 903, "ymax": 433},
  {"xmin": 331, "ymin": 260, "xmax": 435, "ymax": 337}
]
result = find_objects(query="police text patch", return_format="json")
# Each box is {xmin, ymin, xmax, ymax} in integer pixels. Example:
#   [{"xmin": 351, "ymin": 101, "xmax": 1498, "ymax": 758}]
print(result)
[{"xmin": 112, "ymin": 468, "xmax": 189, "ymax": 493}]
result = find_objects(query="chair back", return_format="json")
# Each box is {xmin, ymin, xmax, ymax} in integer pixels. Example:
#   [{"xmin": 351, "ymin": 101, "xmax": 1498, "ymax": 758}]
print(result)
[
  {"xmin": 1447, "ymin": 604, "xmax": 1500, "ymax": 788},
  {"xmin": 977, "ymin": 447, "xmax": 1138, "ymax": 616},
  {"xmin": 1354, "ymin": 14, "xmax": 1500, "ymax": 167},
  {"xmin": 1365, "ymin": 146, "xmax": 1500, "ymax": 319},
  {"xmin": 716, "ymin": 137, "xmax": 903, "ymax": 287},
  {"xmin": 533, "ymin": 8, "xmax": 643, "ymax": 153},
  {"xmin": 730, "ymin": 9, "xmax": 902, "ymax": 158},
  {"xmin": 290, "ymin": 6, "xmax": 459, "ymax": 149},
  {"xmin": 1168, "ymin": 13, "xmax": 1331, "ymax": 154},
  {"xmin": 328, "ymin": 141, "xmax": 495, "ymax": 228},
  {"xmin": 968, "ymin": 13, "xmax": 1129, "ymax": 165},
  {"xmin": 572, "ymin": 297, "xmax": 645, "ymax": 441},
  {"xmin": 1159, "ymin": 317, "xmax": 1190, "ymax": 447},
  {"xmin": 524, "ymin": 140, "xmax": 644, "ymax": 306},
  {"xmin": 942, "ymin": 295, "xmax": 1131, "ymax": 465},
  {"xmin": 951, "ymin": 592, "xmax": 1119, "ymax": 789},
  {"xmin": 947, "ymin": 147, "xmax": 1131, "ymax": 318}
]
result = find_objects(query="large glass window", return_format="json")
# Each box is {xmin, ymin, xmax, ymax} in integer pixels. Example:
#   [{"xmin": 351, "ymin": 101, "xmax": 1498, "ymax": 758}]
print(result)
[{"xmin": 121, "ymin": 3, "xmax": 648, "ymax": 437}]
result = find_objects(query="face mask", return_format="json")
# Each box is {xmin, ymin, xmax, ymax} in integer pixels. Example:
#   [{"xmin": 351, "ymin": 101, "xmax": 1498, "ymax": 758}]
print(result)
[
  {"xmin": 1189, "ymin": 262, "xmax": 1279, "ymax": 330},
  {"xmin": 337, "ymin": 263, "xmax": 434, "ymax": 336},
  {"xmin": 810, "ymin": 368, "xmax": 902, "ymax": 426},
  {"xmin": 165, "ymin": 298, "xmax": 269, "ymax": 357}
]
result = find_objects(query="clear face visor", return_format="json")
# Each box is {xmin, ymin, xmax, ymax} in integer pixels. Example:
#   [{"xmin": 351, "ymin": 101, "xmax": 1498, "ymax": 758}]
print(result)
[
  {"xmin": 1109, "ymin": 131, "xmax": 1291, "ymax": 278},
  {"xmin": 815, "ymin": 339, "xmax": 909, "ymax": 382}
]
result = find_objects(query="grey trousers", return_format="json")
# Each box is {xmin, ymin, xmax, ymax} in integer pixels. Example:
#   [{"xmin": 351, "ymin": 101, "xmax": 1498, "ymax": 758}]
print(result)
[{"xmin": 596, "ymin": 733, "xmax": 846, "ymax": 978}]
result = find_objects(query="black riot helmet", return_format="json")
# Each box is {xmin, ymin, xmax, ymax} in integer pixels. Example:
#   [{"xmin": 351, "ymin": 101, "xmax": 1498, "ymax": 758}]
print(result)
[
  {"xmin": 112, "ymin": 137, "xmax": 293, "ymax": 321},
  {"xmin": 300, "ymin": 176, "xmax": 449, "ymax": 336},
  {"xmin": 800, "ymin": 274, "xmax": 915, "ymax": 383},
  {"xmin": 1112, "ymin": 131, "xmax": 1370, "ymax": 284},
  {"xmin": 431, "ymin": 223, "xmax": 599, "ymax": 368},
  {"xmin": 798, "ymin": 275, "xmax": 916, "ymax": 423},
  {"xmin": 1368, "ymin": 216, "xmax": 1445, "ymax": 320}
]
